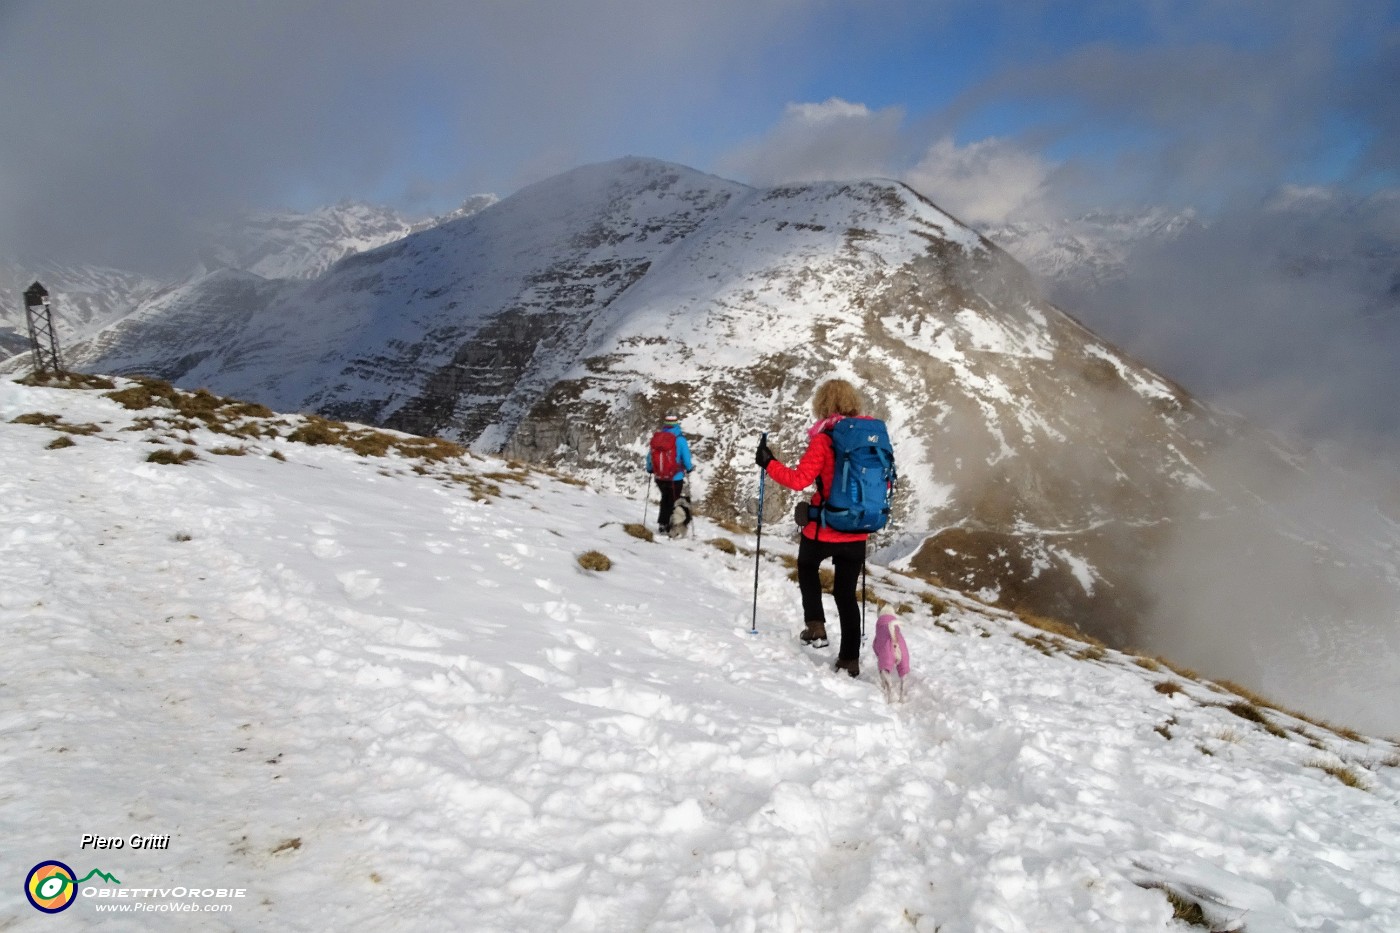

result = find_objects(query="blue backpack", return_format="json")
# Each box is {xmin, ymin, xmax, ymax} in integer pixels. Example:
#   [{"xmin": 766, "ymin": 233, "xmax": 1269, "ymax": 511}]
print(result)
[{"xmin": 818, "ymin": 416, "xmax": 896, "ymax": 533}]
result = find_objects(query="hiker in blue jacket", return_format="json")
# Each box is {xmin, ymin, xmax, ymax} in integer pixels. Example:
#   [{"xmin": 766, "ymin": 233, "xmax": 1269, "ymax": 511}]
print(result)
[{"xmin": 646, "ymin": 414, "xmax": 694, "ymax": 533}]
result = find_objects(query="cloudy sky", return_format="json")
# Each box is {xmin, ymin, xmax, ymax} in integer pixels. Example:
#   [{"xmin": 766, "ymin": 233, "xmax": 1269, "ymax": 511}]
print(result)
[{"xmin": 2, "ymin": 0, "xmax": 1398, "ymax": 449}]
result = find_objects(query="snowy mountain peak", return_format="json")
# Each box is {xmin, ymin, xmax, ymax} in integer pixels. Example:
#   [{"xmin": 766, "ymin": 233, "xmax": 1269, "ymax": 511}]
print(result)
[{"xmin": 18, "ymin": 157, "xmax": 1400, "ymax": 736}]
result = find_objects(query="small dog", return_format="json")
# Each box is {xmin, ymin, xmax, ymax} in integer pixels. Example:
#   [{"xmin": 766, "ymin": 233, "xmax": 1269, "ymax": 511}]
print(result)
[
  {"xmin": 872, "ymin": 612, "xmax": 910, "ymax": 703},
  {"xmin": 667, "ymin": 496, "xmax": 693, "ymax": 539}
]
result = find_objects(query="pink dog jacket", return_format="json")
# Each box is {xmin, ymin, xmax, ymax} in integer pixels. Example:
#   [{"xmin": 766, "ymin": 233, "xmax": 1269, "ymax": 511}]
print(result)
[{"xmin": 873, "ymin": 613, "xmax": 909, "ymax": 678}]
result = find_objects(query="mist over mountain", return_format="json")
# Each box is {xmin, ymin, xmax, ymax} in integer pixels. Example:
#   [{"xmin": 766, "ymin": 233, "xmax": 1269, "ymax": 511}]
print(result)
[
  {"xmin": 199, "ymin": 196, "xmax": 499, "ymax": 281},
  {"xmin": 8, "ymin": 157, "xmax": 1399, "ymax": 734},
  {"xmin": 985, "ymin": 208, "xmax": 1202, "ymax": 287},
  {"xmin": 988, "ymin": 191, "xmax": 1400, "ymax": 458}
]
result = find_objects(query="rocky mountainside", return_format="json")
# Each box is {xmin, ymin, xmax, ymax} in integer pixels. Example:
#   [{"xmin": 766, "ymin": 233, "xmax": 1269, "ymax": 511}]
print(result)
[{"xmin": 19, "ymin": 157, "xmax": 1400, "ymax": 731}]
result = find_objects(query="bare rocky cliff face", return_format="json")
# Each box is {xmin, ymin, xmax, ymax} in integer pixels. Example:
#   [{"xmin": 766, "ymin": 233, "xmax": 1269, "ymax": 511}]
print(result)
[{"xmin": 28, "ymin": 157, "xmax": 1400, "ymax": 729}]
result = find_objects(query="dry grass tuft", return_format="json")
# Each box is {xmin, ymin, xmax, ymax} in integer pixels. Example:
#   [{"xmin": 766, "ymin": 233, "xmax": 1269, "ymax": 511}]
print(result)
[
  {"xmin": 106, "ymin": 377, "xmax": 181, "ymax": 412},
  {"xmin": 11, "ymin": 412, "xmax": 103, "ymax": 436},
  {"xmin": 56, "ymin": 422, "xmax": 103, "ymax": 436},
  {"xmin": 287, "ymin": 418, "xmax": 342, "ymax": 447},
  {"xmin": 712, "ymin": 516, "xmax": 752, "ymax": 537},
  {"xmin": 1017, "ymin": 611, "xmax": 1104, "ymax": 648},
  {"xmin": 919, "ymin": 591, "xmax": 949, "ymax": 615},
  {"xmin": 147, "ymin": 448, "xmax": 199, "ymax": 466},
  {"xmin": 577, "ymin": 550, "xmax": 612, "ymax": 572},
  {"xmin": 1163, "ymin": 889, "xmax": 1210, "ymax": 928},
  {"xmin": 623, "ymin": 523, "xmax": 654, "ymax": 542},
  {"xmin": 1154, "ymin": 657, "xmax": 1199, "ymax": 680},
  {"xmin": 708, "ymin": 537, "xmax": 737, "ymax": 555},
  {"xmin": 18, "ymin": 371, "xmax": 116, "ymax": 391},
  {"xmin": 12, "ymin": 412, "xmax": 61, "ymax": 426},
  {"xmin": 1305, "ymin": 760, "xmax": 1370, "ymax": 791},
  {"xmin": 1222, "ymin": 701, "xmax": 1288, "ymax": 739},
  {"xmin": 444, "ymin": 472, "xmax": 501, "ymax": 501}
]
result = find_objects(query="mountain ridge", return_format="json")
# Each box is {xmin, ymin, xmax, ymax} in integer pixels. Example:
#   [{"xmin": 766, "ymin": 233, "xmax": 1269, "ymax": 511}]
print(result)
[{"xmin": 8, "ymin": 156, "xmax": 1399, "ymax": 733}]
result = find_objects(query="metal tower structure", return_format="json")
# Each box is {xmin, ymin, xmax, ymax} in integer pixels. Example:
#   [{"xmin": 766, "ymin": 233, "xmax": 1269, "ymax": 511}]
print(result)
[{"xmin": 23, "ymin": 281, "xmax": 64, "ymax": 375}]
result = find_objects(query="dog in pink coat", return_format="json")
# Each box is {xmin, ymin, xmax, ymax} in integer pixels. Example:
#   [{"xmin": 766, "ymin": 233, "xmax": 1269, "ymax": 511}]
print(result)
[{"xmin": 872, "ymin": 612, "xmax": 910, "ymax": 703}]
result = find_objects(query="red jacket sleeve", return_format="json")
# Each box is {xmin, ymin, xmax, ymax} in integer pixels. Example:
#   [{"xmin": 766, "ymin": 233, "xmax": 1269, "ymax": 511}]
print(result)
[{"xmin": 765, "ymin": 432, "xmax": 831, "ymax": 497}]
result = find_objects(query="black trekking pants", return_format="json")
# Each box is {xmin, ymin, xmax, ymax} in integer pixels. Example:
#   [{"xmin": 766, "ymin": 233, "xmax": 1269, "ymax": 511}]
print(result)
[
  {"xmin": 656, "ymin": 478, "xmax": 685, "ymax": 530},
  {"xmin": 796, "ymin": 535, "xmax": 866, "ymax": 660}
]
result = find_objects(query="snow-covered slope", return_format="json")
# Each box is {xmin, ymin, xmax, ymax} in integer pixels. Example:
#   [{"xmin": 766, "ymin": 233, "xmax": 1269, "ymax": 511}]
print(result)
[
  {"xmin": 20, "ymin": 158, "xmax": 1400, "ymax": 735},
  {"xmin": 73, "ymin": 268, "xmax": 299, "ymax": 381},
  {"xmin": 5, "ymin": 373, "xmax": 1400, "ymax": 932}
]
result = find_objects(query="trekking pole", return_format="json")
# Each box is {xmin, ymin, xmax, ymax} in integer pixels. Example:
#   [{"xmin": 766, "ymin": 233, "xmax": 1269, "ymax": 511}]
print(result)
[
  {"xmin": 750, "ymin": 433, "xmax": 767, "ymax": 635},
  {"xmin": 640, "ymin": 476, "xmax": 651, "ymax": 526},
  {"xmin": 861, "ymin": 560, "xmax": 868, "ymax": 641}
]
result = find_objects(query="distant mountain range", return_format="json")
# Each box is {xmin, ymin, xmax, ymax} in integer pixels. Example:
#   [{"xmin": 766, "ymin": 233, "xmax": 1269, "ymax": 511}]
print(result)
[
  {"xmin": 0, "ymin": 259, "xmax": 163, "ymax": 357},
  {"xmin": 0, "ymin": 195, "xmax": 497, "ymax": 355},
  {"xmin": 199, "ymin": 196, "xmax": 499, "ymax": 281},
  {"xmin": 4, "ymin": 159, "xmax": 1397, "ymax": 732}
]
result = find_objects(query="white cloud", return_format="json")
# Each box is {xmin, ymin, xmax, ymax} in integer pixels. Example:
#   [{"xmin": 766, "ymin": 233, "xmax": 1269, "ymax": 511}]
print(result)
[
  {"xmin": 905, "ymin": 136, "xmax": 1059, "ymax": 227},
  {"xmin": 715, "ymin": 98, "xmax": 905, "ymax": 186},
  {"xmin": 0, "ymin": 0, "xmax": 795, "ymax": 273},
  {"xmin": 719, "ymin": 101, "xmax": 1064, "ymax": 227}
]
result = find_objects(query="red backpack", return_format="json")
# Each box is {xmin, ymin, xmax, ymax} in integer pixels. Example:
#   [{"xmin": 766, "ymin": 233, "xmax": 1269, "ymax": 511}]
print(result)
[{"xmin": 649, "ymin": 430, "xmax": 678, "ymax": 477}]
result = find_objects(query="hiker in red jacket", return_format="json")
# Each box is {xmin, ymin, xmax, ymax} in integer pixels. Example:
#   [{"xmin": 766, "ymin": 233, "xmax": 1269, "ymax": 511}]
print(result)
[
  {"xmin": 646, "ymin": 414, "xmax": 694, "ymax": 534},
  {"xmin": 756, "ymin": 379, "xmax": 869, "ymax": 677}
]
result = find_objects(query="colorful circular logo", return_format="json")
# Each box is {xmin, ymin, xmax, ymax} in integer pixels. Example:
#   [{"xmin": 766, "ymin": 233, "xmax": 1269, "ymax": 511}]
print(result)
[{"xmin": 25, "ymin": 861, "xmax": 77, "ymax": 913}]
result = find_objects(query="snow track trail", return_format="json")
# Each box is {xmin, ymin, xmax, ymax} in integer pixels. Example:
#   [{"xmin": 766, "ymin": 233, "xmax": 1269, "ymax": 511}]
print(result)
[{"xmin": 4, "ymin": 376, "xmax": 1400, "ymax": 931}]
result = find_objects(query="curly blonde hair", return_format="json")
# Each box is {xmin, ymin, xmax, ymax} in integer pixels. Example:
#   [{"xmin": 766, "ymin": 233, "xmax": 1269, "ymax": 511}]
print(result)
[{"xmin": 811, "ymin": 379, "xmax": 862, "ymax": 419}]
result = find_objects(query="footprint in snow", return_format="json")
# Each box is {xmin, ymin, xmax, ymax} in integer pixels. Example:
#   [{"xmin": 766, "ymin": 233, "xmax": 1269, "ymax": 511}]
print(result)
[
  {"xmin": 563, "ymin": 630, "xmax": 598, "ymax": 652},
  {"xmin": 546, "ymin": 647, "xmax": 580, "ymax": 675},
  {"xmin": 337, "ymin": 569, "xmax": 382, "ymax": 600},
  {"xmin": 542, "ymin": 601, "xmax": 575, "ymax": 623}
]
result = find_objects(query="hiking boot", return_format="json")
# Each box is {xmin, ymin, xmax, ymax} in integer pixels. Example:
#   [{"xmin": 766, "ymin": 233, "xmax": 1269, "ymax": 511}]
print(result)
[
  {"xmin": 834, "ymin": 657, "xmax": 860, "ymax": 678},
  {"xmin": 799, "ymin": 621, "xmax": 828, "ymax": 648}
]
